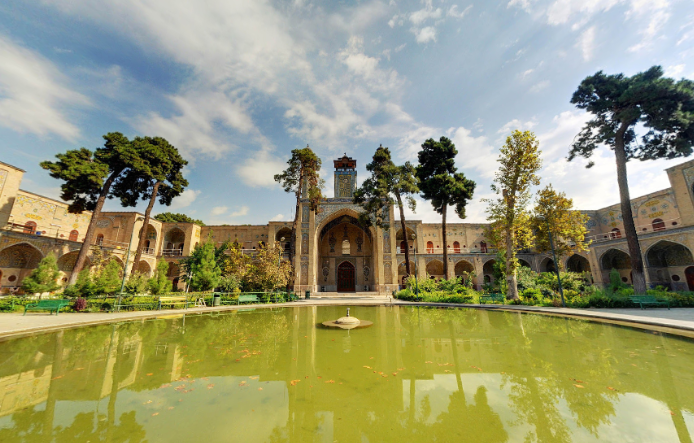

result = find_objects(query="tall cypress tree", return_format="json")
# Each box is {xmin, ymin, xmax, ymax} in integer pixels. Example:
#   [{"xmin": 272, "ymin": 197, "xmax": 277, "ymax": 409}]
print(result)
[
  {"xmin": 354, "ymin": 145, "xmax": 419, "ymax": 277},
  {"xmin": 569, "ymin": 66, "xmax": 694, "ymax": 294},
  {"xmin": 416, "ymin": 137, "xmax": 476, "ymax": 279},
  {"xmin": 21, "ymin": 253, "xmax": 60, "ymax": 296}
]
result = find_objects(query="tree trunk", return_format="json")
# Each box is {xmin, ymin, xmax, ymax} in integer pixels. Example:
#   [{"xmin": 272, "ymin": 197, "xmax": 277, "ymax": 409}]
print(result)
[
  {"xmin": 395, "ymin": 192, "xmax": 411, "ymax": 278},
  {"xmin": 131, "ymin": 181, "xmax": 161, "ymax": 276},
  {"xmin": 68, "ymin": 170, "xmax": 120, "ymax": 285},
  {"xmin": 614, "ymin": 122, "xmax": 647, "ymax": 294},
  {"xmin": 442, "ymin": 205, "xmax": 448, "ymax": 279},
  {"xmin": 506, "ymin": 225, "xmax": 519, "ymax": 299},
  {"xmin": 290, "ymin": 171, "xmax": 303, "ymax": 283}
]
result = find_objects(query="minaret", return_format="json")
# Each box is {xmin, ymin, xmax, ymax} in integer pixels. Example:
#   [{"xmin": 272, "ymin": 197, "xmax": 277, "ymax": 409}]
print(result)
[{"xmin": 333, "ymin": 153, "xmax": 357, "ymax": 198}]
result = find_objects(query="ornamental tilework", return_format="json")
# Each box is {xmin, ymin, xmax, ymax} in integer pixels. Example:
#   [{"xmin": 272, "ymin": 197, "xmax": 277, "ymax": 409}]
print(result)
[
  {"xmin": 302, "ymin": 206, "xmax": 310, "ymax": 222},
  {"xmin": 315, "ymin": 203, "xmax": 364, "ymax": 225}
]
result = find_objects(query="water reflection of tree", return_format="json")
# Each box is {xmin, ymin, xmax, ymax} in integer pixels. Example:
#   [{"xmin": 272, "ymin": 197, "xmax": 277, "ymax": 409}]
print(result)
[{"xmin": 53, "ymin": 411, "xmax": 146, "ymax": 443}]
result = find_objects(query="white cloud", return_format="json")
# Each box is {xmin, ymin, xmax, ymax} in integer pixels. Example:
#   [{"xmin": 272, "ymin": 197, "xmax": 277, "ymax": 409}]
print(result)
[
  {"xmin": 230, "ymin": 206, "xmax": 249, "ymax": 217},
  {"xmin": 413, "ymin": 26, "xmax": 437, "ymax": 44},
  {"xmin": 447, "ymin": 126, "xmax": 497, "ymax": 178},
  {"xmin": 270, "ymin": 213, "xmax": 287, "ymax": 221},
  {"xmin": 497, "ymin": 118, "xmax": 537, "ymax": 135},
  {"xmin": 394, "ymin": 43, "xmax": 407, "ymax": 52},
  {"xmin": 409, "ymin": 1, "xmax": 442, "ymax": 25},
  {"xmin": 576, "ymin": 26, "xmax": 596, "ymax": 61},
  {"xmin": 473, "ymin": 118, "xmax": 484, "ymax": 132},
  {"xmin": 236, "ymin": 150, "xmax": 287, "ymax": 188},
  {"xmin": 0, "ymin": 34, "xmax": 87, "ymax": 140},
  {"xmin": 521, "ymin": 68, "xmax": 535, "ymax": 79},
  {"xmin": 168, "ymin": 189, "xmax": 201, "ymax": 210},
  {"xmin": 529, "ymin": 80, "xmax": 550, "ymax": 93},
  {"xmin": 664, "ymin": 64, "xmax": 685, "ymax": 78},
  {"xmin": 507, "ymin": 0, "xmax": 533, "ymax": 13},
  {"xmin": 447, "ymin": 5, "xmax": 473, "ymax": 19},
  {"xmin": 211, "ymin": 206, "xmax": 228, "ymax": 216},
  {"xmin": 628, "ymin": 1, "xmax": 671, "ymax": 53}
]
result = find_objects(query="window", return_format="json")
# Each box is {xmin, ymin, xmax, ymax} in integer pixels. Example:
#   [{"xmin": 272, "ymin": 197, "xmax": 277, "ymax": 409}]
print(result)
[
  {"xmin": 652, "ymin": 218, "xmax": 666, "ymax": 231},
  {"xmin": 23, "ymin": 221, "xmax": 36, "ymax": 234},
  {"xmin": 453, "ymin": 241, "xmax": 460, "ymax": 253},
  {"xmin": 480, "ymin": 241, "xmax": 487, "ymax": 253},
  {"xmin": 342, "ymin": 239, "xmax": 350, "ymax": 255},
  {"xmin": 426, "ymin": 241, "xmax": 434, "ymax": 253},
  {"xmin": 611, "ymin": 228, "xmax": 622, "ymax": 239},
  {"xmin": 69, "ymin": 230, "xmax": 78, "ymax": 242},
  {"xmin": 400, "ymin": 241, "xmax": 406, "ymax": 253},
  {"xmin": 96, "ymin": 234, "xmax": 104, "ymax": 246}
]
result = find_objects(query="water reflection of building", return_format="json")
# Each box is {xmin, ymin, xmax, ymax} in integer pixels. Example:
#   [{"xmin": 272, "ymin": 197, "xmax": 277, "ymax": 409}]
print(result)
[
  {"xmin": 6, "ymin": 155, "xmax": 694, "ymax": 294},
  {"xmin": 1, "ymin": 308, "xmax": 693, "ymax": 442}
]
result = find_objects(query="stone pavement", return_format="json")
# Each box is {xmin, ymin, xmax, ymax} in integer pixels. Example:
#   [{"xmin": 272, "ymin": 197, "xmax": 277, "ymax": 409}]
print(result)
[{"xmin": 1, "ymin": 296, "xmax": 694, "ymax": 339}]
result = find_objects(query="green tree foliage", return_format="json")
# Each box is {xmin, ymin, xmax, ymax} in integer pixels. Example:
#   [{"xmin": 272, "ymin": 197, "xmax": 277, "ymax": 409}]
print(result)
[
  {"xmin": 182, "ymin": 239, "xmax": 222, "ymax": 291},
  {"xmin": 569, "ymin": 66, "xmax": 694, "ymax": 294},
  {"xmin": 416, "ymin": 136, "xmax": 476, "ymax": 279},
  {"xmin": 125, "ymin": 272, "xmax": 149, "ymax": 295},
  {"xmin": 95, "ymin": 259, "xmax": 122, "ymax": 294},
  {"xmin": 41, "ymin": 133, "xmax": 140, "ymax": 284},
  {"xmin": 354, "ymin": 145, "xmax": 419, "ymax": 276},
  {"xmin": 112, "ymin": 137, "xmax": 189, "ymax": 275},
  {"xmin": 21, "ymin": 253, "xmax": 60, "ymax": 295},
  {"xmin": 274, "ymin": 146, "xmax": 325, "ymax": 261},
  {"xmin": 531, "ymin": 185, "xmax": 590, "ymax": 261},
  {"xmin": 244, "ymin": 243, "xmax": 293, "ymax": 292},
  {"xmin": 153, "ymin": 212, "xmax": 205, "ymax": 225},
  {"xmin": 483, "ymin": 130, "xmax": 542, "ymax": 300},
  {"xmin": 223, "ymin": 241, "xmax": 252, "ymax": 283},
  {"xmin": 148, "ymin": 258, "xmax": 172, "ymax": 295}
]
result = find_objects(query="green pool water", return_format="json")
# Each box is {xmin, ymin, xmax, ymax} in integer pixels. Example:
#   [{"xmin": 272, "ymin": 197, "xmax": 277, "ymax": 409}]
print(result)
[{"xmin": 1, "ymin": 306, "xmax": 694, "ymax": 442}]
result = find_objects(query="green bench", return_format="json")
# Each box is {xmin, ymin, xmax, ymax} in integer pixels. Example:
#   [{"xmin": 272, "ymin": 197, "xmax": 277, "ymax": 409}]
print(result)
[
  {"xmin": 24, "ymin": 299, "xmax": 70, "ymax": 315},
  {"xmin": 480, "ymin": 294, "xmax": 505, "ymax": 304},
  {"xmin": 629, "ymin": 295, "xmax": 670, "ymax": 310},
  {"xmin": 238, "ymin": 294, "xmax": 260, "ymax": 305}
]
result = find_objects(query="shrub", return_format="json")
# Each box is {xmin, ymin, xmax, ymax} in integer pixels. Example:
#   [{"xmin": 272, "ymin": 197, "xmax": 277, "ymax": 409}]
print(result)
[
  {"xmin": 73, "ymin": 297, "xmax": 87, "ymax": 312},
  {"xmin": 125, "ymin": 272, "xmax": 149, "ymax": 295},
  {"xmin": 148, "ymin": 259, "xmax": 172, "ymax": 295}
]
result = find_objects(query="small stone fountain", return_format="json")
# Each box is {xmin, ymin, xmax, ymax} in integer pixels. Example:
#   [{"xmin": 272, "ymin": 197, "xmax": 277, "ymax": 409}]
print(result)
[{"xmin": 322, "ymin": 308, "xmax": 373, "ymax": 330}]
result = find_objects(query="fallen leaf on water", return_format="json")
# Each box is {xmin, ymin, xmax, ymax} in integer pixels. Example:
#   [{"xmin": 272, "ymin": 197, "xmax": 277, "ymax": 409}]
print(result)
[
  {"xmin": 152, "ymin": 413, "xmax": 159, "ymax": 417},
  {"xmin": 51, "ymin": 376, "xmax": 63, "ymax": 380},
  {"xmin": 363, "ymin": 366, "xmax": 372, "ymax": 369},
  {"xmin": 239, "ymin": 381, "xmax": 247, "ymax": 386},
  {"xmin": 146, "ymin": 373, "xmax": 153, "ymax": 376},
  {"xmin": 168, "ymin": 407, "xmax": 175, "ymax": 410},
  {"xmin": 144, "ymin": 400, "xmax": 153, "ymax": 404},
  {"xmin": 179, "ymin": 399, "xmax": 183, "ymax": 402},
  {"xmin": 258, "ymin": 387, "xmax": 263, "ymax": 391},
  {"xmin": 370, "ymin": 357, "xmax": 374, "ymax": 359},
  {"xmin": 207, "ymin": 384, "xmax": 215, "ymax": 389},
  {"xmin": 632, "ymin": 364, "xmax": 638, "ymax": 367},
  {"xmin": 425, "ymin": 361, "xmax": 433, "ymax": 364},
  {"xmin": 75, "ymin": 368, "xmax": 84, "ymax": 371},
  {"xmin": 392, "ymin": 373, "xmax": 398, "ymax": 376},
  {"xmin": 607, "ymin": 387, "xmax": 616, "ymax": 391},
  {"xmin": 575, "ymin": 380, "xmax": 584, "ymax": 384},
  {"xmin": 290, "ymin": 380, "xmax": 301, "ymax": 386},
  {"xmin": 444, "ymin": 370, "xmax": 451, "ymax": 373},
  {"xmin": 326, "ymin": 380, "xmax": 335, "ymax": 383},
  {"xmin": 305, "ymin": 376, "xmax": 309, "ymax": 379},
  {"xmin": 398, "ymin": 368, "xmax": 405, "ymax": 371},
  {"xmin": 250, "ymin": 376, "xmax": 258, "ymax": 380},
  {"xmin": 574, "ymin": 384, "xmax": 584, "ymax": 389},
  {"xmin": 670, "ymin": 411, "xmax": 675, "ymax": 416},
  {"xmin": 317, "ymin": 376, "xmax": 322, "ymax": 379},
  {"xmin": 381, "ymin": 374, "xmax": 388, "ymax": 378}
]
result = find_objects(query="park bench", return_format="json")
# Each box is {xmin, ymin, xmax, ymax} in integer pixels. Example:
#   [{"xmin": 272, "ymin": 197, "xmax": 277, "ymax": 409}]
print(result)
[
  {"xmin": 629, "ymin": 295, "xmax": 670, "ymax": 310},
  {"xmin": 286, "ymin": 292, "xmax": 298, "ymax": 302},
  {"xmin": 238, "ymin": 294, "xmax": 260, "ymax": 305},
  {"xmin": 480, "ymin": 294, "xmax": 505, "ymax": 304},
  {"xmin": 158, "ymin": 296, "xmax": 190, "ymax": 310},
  {"xmin": 24, "ymin": 299, "xmax": 70, "ymax": 315}
]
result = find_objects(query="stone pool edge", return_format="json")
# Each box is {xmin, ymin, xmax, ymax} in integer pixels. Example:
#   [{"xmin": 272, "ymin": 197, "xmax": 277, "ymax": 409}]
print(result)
[{"xmin": 0, "ymin": 300, "xmax": 693, "ymax": 340}]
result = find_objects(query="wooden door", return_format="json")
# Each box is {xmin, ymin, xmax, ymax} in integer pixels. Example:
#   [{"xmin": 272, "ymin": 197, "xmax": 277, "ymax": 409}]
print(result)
[
  {"xmin": 337, "ymin": 261, "xmax": 355, "ymax": 292},
  {"xmin": 685, "ymin": 267, "xmax": 694, "ymax": 291}
]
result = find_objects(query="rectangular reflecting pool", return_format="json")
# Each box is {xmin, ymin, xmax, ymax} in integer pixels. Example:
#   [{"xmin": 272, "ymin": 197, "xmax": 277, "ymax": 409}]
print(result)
[{"xmin": 1, "ymin": 306, "xmax": 693, "ymax": 442}]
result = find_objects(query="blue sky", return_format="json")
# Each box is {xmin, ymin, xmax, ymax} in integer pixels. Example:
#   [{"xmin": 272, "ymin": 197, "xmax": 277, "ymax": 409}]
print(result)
[{"xmin": 0, "ymin": 0, "xmax": 692, "ymax": 225}]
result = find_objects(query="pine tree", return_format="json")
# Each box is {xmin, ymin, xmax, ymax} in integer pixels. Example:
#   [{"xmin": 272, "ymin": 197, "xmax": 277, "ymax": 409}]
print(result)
[
  {"xmin": 569, "ymin": 66, "xmax": 694, "ymax": 294},
  {"xmin": 416, "ymin": 137, "xmax": 476, "ymax": 279},
  {"xmin": 188, "ymin": 240, "xmax": 221, "ymax": 291},
  {"xmin": 95, "ymin": 260, "xmax": 122, "ymax": 294},
  {"xmin": 148, "ymin": 258, "xmax": 173, "ymax": 295},
  {"xmin": 21, "ymin": 253, "xmax": 60, "ymax": 295},
  {"xmin": 354, "ymin": 145, "xmax": 419, "ymax": 277}
]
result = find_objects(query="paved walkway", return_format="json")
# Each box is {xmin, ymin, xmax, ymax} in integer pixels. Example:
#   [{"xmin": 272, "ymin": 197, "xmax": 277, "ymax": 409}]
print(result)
[{"xmin": 2, "ymin": 297, "xmax": 694, "ymax": 339}]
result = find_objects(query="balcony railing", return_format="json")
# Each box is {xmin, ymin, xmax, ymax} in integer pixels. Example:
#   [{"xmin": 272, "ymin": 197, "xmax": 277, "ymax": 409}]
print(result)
[
  {"xmin": 141, "ymin": 247, "xmax": 155, "ymax": 256},
  {"xmin": 586, "ymin": 216, "xmax": 682, "ymax": 244},
  {"xmin": 93, "ymin": 238, "xmax": 129, "ymax": 250},
  {"xmin": 162, "ymin": 249, "xmax": 184, "ymax": 257},
  {"xmin": 396, "ymin": 247, "xmax": 497, "ymax": 254}
]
